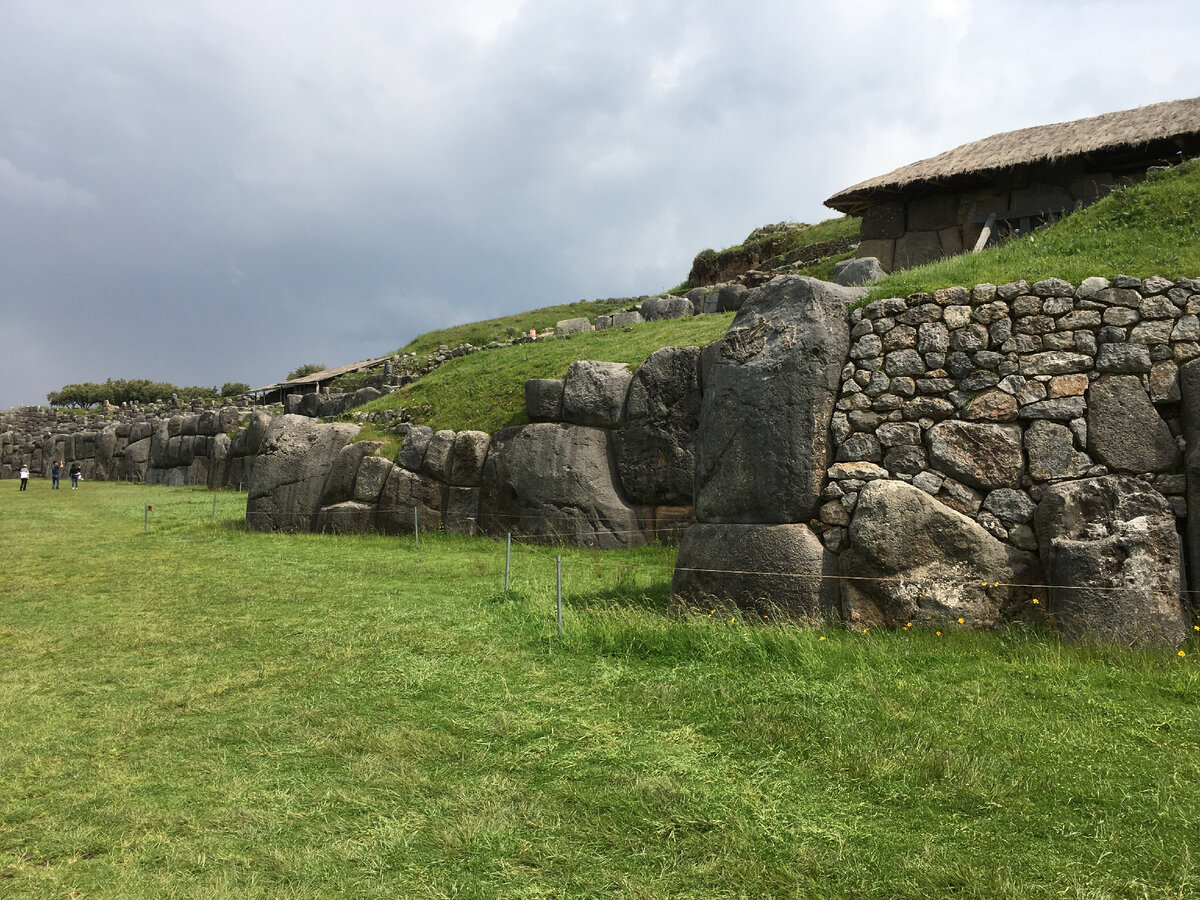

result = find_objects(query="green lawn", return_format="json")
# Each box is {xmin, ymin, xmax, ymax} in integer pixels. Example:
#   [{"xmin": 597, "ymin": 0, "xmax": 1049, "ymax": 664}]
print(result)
[{"xmin": 2, "ymin": 482, "xmax": 1199, "ymax": 898}]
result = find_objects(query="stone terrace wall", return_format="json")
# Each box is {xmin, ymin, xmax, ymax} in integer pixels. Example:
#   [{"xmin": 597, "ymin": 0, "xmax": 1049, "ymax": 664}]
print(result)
[
  {"xmin": 819, "ymin": 275, "xmax": 1199, "ymax": 555},
  {"xmin": 0, "ymin": 402, "xmax": 272, "ymax": 489}
]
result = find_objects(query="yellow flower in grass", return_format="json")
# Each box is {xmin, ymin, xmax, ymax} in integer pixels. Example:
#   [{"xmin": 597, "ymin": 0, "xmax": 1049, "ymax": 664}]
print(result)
[
  {"xmin": 958, "ymin": 618, "xmax": 965, "ymax": 624},
  {"xmin": 1032, "ymin": 598, "xmax": 1039, "ymax": 605},
  {"xmin": 936, "ymin": 631, "xmax": 942, "ymax": 636},
  {"xmin": 1180, "ymin": 650, "xmax": 1187, "ymax": 658},
  {"xmin": 819, "ymin": 636, "xmax": 826, "ymax": 642}
]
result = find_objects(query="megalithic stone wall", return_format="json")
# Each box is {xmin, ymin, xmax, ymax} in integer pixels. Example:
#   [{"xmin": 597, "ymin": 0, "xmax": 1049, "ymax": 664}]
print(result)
[
  {"xmin": 674, "ymin": 273, "xmax": 1200, "ymax": 648},
  {"xmin": 0, "ymin": 401, "xmax": 271, "ymax": 489}
]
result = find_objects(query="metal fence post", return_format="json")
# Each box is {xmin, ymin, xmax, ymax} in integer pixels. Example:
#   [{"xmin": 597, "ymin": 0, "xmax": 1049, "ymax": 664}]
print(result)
[
  {"xmin": 505, "ymin": 532, "xmax": 511, "ymax": 592},
  {"xmin": 414, "ymin": 507, "xmax": 419, "ymax": 549},
  {"xmin": 556, "ymin": 555, "xmax": 563, "ymax": 637}
]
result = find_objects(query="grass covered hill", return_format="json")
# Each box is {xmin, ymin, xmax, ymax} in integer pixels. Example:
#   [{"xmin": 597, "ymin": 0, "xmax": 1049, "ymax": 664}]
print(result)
[
  {"xmin": 360, "ymin": 159, "xmax": 1200, "ymax": 436},
  {"xmin": 866, "ymin": 157, "xmax": 1200, "ymax": 301},
  {"xmin": 2, "ymin": 483, "xmax": 1198, "ymax": 897}
]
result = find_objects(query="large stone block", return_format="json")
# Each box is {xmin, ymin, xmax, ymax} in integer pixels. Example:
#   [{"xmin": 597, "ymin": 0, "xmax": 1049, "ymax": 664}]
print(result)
[
  {"xmin": 840, "ymin": 479, "xmax": 1013, "ymax": 628},
  {"xmin": 860, "ymin": 201, "xmax": 905, "ymax": 240},
  {"xmin": 1035, "ymin": 476, "xmax": 1187, "ymax": 647},
  {"xmin": 377, "ymin": 466, "xmax": 444, "ymax": 534},
  {"xmin": 694, "ymin": 276, "xmax": 857, "ymax": 524},
  {"xmin": 446, "ymin": 431, "xmax": 491, "ymax": 486},
  {"xmin": 525, "ymin": 379, "xmax": 564, "ymax": 422},
  {"xmin": 245, "ymin": 415, "xmax": 360, "ymax": 532},
  {"xmin": 893, "ymin": 231, "xmax": 944, "ymax": 269},
  {"xmin": 561, "ymin": 361, "xmax": 633, "ymax": 428},
  {"xmin": 925, "ymin": 421, "xmax": 1023, "ymax": 490},
  {"xmin": 479, "ymin": 423, "xmax": 644, "ymax": 549},
  {"xmin": 612, "ymin": 346, "xmax": 701, "ymax": 506},
  {"xmin": 1086, "ymin": 375, "xmax": 1180, "ymax": 473},
  {"xmin": 640, "ymin": 296, "xmax": 694, "ymax": 321},
  {"xmin": 671, "ymin": 522, "xmax": 838, "ymax": 620}
]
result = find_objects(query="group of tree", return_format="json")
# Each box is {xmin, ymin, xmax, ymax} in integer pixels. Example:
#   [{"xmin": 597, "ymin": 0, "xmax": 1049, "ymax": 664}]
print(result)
[{"xmin": 47, "ymin": 379, "xmax": 252, "ymax": 408}]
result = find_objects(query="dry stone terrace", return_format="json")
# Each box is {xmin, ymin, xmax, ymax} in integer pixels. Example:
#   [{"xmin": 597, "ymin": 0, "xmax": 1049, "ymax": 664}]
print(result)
[{"xmin": 821, "ymin": 275, "xmax": 1199, "ymax": 557}]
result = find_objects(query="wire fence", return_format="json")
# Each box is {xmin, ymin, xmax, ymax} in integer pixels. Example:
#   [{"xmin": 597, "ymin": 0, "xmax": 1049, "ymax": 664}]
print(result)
[{"xmin": 123, "ymin": 498, "xmax": 1200, "ymax": 603}]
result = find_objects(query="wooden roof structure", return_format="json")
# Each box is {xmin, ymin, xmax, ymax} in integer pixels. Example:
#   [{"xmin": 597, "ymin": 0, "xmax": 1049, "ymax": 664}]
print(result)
[
  {"xmin": 250, "ymin": 355, "xmax": 394, "ymax": 395},
  {"xmin": 825, "ymin": 97, "xmax": 1200, "ymax": 215}
]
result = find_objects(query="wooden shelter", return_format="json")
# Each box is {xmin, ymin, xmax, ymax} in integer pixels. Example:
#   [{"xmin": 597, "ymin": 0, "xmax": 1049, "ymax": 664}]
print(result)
[{"xmin": 825, "ymin": 97, "xmax": 1200, "ymax": 270}]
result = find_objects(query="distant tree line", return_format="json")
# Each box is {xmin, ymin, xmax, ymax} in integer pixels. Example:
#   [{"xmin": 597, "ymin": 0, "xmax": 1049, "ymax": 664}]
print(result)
[{"xmin": 47, "ymin": 379, "xmax": 252, "ymax": 408}]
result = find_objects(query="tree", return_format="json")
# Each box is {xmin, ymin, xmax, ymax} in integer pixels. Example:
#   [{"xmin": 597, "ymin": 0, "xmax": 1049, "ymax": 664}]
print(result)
[
  {"xmin": 287, "ymin": 363, "xmax": 326, "ymax": 381},
  {"xmin": 221, "ymin": 381, "xmax": 251, "ymax": 397}
]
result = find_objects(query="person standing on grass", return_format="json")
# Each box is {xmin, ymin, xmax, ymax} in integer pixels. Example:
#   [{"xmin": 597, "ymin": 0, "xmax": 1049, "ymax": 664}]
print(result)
[
  {"xmin": 69, "ymin": 461, "xmax": 81, "ymax": 489},
  {"xmin": 19, "ymin": 464, "xmax": 29, "ymax": 491},
  {"xmin": 51, "ymin": 459, "xmax": 62, "ymax": 489}
]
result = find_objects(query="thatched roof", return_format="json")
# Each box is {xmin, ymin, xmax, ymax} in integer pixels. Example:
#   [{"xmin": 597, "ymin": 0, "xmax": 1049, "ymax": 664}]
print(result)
[
  {"xmin": 826, "ymin": 97, "xmax": 1200, "ymax": 214},
  {"xmin": 251, "ymin": 355, "xmax": 394, "ymax": 394}
]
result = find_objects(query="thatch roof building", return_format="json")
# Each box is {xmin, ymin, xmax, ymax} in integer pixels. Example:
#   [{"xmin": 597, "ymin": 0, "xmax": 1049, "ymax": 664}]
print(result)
[{"xmin": 824, "ymin": 97, "xmax": 1200, "ymax": 271}]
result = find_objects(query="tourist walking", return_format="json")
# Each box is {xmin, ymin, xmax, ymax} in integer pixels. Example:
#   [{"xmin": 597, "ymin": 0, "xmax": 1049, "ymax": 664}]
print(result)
[
  {"xmin": 51, "ymin": 459, "xmax": 62, "ymax": 489},
  {"xmin": 19, "ymin": 464, "xmax": 29, "ymax": 491},
  {"xmin": 69, "ymin": 462, "xmax": 82, "ymax": 489}
]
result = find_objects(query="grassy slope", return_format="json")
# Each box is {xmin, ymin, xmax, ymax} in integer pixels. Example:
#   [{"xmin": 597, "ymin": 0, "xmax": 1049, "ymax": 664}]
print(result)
[
  {"xmin": 866, "ymin": 159, "xmax": 1200, "ymax": 301},
  {"xmin": 362, "ymin": 314, "xmax": 734, "ymax": 434},
  {"xmin": 1, "ymin": 483, "xmax": 1199, "ymax": 898},
  {"xmin": 397, "ymin": 298, "xmax": 638, "ymax": 357}
]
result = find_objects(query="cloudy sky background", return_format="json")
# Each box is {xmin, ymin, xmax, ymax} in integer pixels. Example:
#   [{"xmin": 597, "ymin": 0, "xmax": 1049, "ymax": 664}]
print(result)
[{"xmin": 2, "ymin": 0, "xmax": 1198, "ymax": 408}]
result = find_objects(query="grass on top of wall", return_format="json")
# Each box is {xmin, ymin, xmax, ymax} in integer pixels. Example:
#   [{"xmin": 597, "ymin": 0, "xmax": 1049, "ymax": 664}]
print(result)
[
  {"xmin": 396, "ymin": 298, "xmax": 638, "ymax": 357},
  {"xmin": 866, "ymin": 158, "xmax": 1200, "ymax": 302},
  {"xmin": 362, "ymin": 313, "xmax": 734, "ymax": 434},
  {"xmin": 2, "ymin": 481, "xmax": 1200, "ymax": 899}
]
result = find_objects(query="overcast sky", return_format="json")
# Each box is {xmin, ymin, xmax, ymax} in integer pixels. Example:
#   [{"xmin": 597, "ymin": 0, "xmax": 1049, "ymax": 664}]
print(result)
[{"xmin": 2, "ymin": 0, "xmax": 1198, "ymax": 408}]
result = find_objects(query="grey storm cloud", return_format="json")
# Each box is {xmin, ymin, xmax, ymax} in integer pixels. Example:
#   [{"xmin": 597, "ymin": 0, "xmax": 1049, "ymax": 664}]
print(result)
[{"xmin": 2, "ymin": 0, "xmax": 1199, "ymax": 407}]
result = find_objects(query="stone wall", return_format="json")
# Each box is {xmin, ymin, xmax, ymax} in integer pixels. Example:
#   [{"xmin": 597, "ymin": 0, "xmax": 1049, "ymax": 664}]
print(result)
[
  {"xmin": 0, "ymin": 401, "xmax": 271, "ymax": 489},
  {"xmin": 822, "ymin": 275, "xmax": 1197, "ymax": 555},
  {"xmin": 248, "ymin": 352, "xmax": 701, "ymax": 547},
  {"xmin": 673, "ymin": 273, "xmax": 1199, "ymax": 648}
]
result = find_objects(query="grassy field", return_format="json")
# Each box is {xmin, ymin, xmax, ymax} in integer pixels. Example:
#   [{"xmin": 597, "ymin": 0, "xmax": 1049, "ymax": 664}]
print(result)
[{"xmin": 2, "ymin": 482, "xmax": 1199, "ymax": 898}]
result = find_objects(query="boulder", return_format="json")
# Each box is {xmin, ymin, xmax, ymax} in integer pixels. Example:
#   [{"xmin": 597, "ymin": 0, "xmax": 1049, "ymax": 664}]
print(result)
[
  {"xmin": 353, "ymin": 456, "xmax": 394, "ymax": 504},
  {"xmin": 694, "ymin": 275, "xmax": 858, "ymax": 523},
  {"xmin": 640, "ymin": 296, "xmax": 695, "ymax": 321},
  {"xmin": 525, "ymin": 379, "xmax": 564, "ymax": 422},
  {"xmin": 446, "ymin": 431, "xmax": 491, "ymax": 486},
  {"xmin": 421, "ymin": 430, "xmax": 456, "ymax": 480},
  {"xmin": 555, "ymin": 317, "xmax": 594, "ymax": 337},
  {"xmin": 1035, "ymin": 476, "xmax": 1187, "ymax": 647},
  {"xmin": 1086, "ymin": 375, "xmax": 1180, "ymax": 473},
  {"xmin": 839, "ymin": 479, "xmax": 1012, "ymax": 627},
  {"xmin": 833, "ymin": 257, "xmax": 887, "ymax": 287},
  {"xmin": 320, "ymin": 441, "xmax": 383, "ymax": 506},
  {"xmin": 561, "ymin": 361, "xmax": 633, "ymax": 428},
  {"xmin": 395, "ymin": 424, "xmax": 433, "ymax": 472},
  {"xmin": 1025, "ymin": 420, "xmax": 1091, "ymax": 481},
  {"xmin": 246, "ymin": 415, "xmax": 360, "ymax": 532},
  {"xmin": 376, "ymin": 466, "xmax": 444, "ymax": 534},
  {"xmin": 479, "ymin": 423, "xmax": 644, "ymax": 549},
  {"xmin": 671, "ymin": 522, "xmax": 839, "ymax": 620},
  {"xmin": 122, "ymin": 437, "xmax": 151, "ymax": 481},
  {"xmin": 925, "ymin": 421, "xmax": 1023, "ymax": 490},
  {"xmin": 315, "ymin": 501, "xmax": 377, "ymax": 534},
  {"xmin": 612, "ymin": 346, "xmax": 701, "ymax": 506}
]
